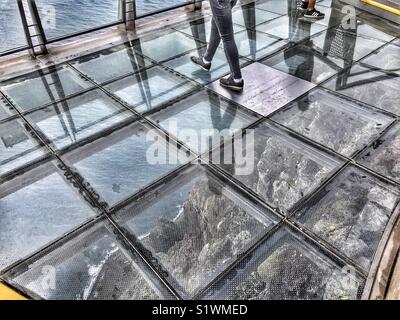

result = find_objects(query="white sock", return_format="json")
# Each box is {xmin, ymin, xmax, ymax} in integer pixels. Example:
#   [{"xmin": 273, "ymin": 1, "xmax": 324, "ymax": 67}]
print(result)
[
  {"xmin": 203, "ymin": 57, "xmax": 211, "ymax": 64},
  {"xmin": 233, "ymin": 77, "xmax": 243, "ymax": 83}
]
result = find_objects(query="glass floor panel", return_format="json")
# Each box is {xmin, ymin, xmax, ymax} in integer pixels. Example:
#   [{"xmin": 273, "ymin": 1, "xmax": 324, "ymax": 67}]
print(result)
[
  {"xmin": 262, "ymin": 40, "xmax": 344, "ymax": 84},
  {"xmin": 254, "ymin": 15, "xmax": 327, "ymax": 42},
  {"xmin": 263, "ymin": 29, "xmax": 387, "ymax": 84},
  {"xmin": 5, "ymin": 219, "xmax": 173, "ymax": 300},
  {"xmin": 255, "ymin": 0, "xmax": 291, "ymax": 15},
  {"xmin": 0, "ymin": 98, "xmax": 16, "ymax": 122},
  {"xmin": 0, "ymin": 118, "xmax": 48, "ymax": 178},
  {"xmin": 0, "ymin": 65, "xmax": 92, "ymax": 113},
  {"xmin": 207, "ymin": 62, "xmax": 315, "ymax": 116},
  {"xmin": 0, "ymin": 160, "xmax": 97, "ymax": 271},
  {"xmin": 150, "ymin": 90, "xmax": 259, "ymax": 154},
  {"xmin": 2, "ymin": 0, "xmax": 400, "ymax": 300},
  {"xmin": 309, "ymin": 29, "xmax": 387, "ymax": 63},
  {"xmin": 163, "ymin": 48, "xmax": 249, "ymax": 85},
  {"xmin": 114, "ymin": 165, "xmax": 278, "ymax": 297},
  {"xmin": 202, "ymin": 225, "xmax": 364, "ymax": 300},
  {"xmin": 357, "ymin": 123, "xmax": 400, "ymax": 184},
  {"xmin": 62, "ymin": 121, "xmax": 190, "ymax": 209},
  {"xmin": 294, "ymin": 166, "xmax": 400, "ymax": 270},
  {"xmin": 131, "ymin": 31, "xmax": 204, "ymax": 62},
  {"xmin": 352, "ymin": 22, "xmax": 397, "ymax": 43},
  {"xmin": 216, "ymin": 121, "xmax": 343, "ymax": 211},
  {"xmin": 361, "ymin": 44, "xmax": 400, "ymax": 75},
  {"xmin": 232, "ymin": 5, "xmax": 281, "ymax": 28},
  {"xmin": 323, "ymin": 64, "xmax": 400, "ymax": 116},
  {"xmin": 175, "ymin": 17, "xmax": 245, "ymax": 43},
  {"xmin": 70, "ymin": 44, "xmax": 154, "ymax": 84},
  {"xmin": 104, "ymin": 66, "xmax": 197, "ymax": 114},
  {"xmin": 233, "ymin": 30, "xmax": 288, "ymax": 61},
  {"xmin": 24, "ymin": 89, "xmax": 135, "ymax": 152},
  {"xmin": 271, "ymin": 89, "xmax": 395, "ymax": 157}
]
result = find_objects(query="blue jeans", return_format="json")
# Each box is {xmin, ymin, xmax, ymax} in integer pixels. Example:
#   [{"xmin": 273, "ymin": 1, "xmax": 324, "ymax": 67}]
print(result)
[{"xmin": 204, "ymin": 0, "xmax": 242, "ymax": 79}]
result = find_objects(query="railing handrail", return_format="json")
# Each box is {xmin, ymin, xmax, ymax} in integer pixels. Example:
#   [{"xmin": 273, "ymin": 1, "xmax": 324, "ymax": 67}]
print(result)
[{"xmin": 1, "ymin": 0, "xmax": 203, "ymax": 59}]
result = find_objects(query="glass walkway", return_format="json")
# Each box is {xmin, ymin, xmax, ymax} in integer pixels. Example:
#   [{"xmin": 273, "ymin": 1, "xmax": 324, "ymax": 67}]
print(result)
[{"xmin": 0, "ymin": 0, "xmax": 399, "ymax": 300}]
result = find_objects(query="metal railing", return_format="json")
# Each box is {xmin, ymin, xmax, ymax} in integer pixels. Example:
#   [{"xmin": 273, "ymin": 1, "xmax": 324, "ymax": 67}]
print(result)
[{"xmin": 0, "ymin": 0, "xmax": 203, "ymax": 59}]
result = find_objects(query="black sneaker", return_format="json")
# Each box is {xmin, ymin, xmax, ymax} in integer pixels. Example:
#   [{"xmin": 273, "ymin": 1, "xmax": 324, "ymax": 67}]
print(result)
[
  {"xmin": 190, "ymin": 56, "xmax": 211, "ymax": 71},
  {"xmin": 304, "ymin": 8, "xmax": 325, "ymax": 19},
  {"xmin": 219, "ymin": 75, "xmax": 244, "ymax": 92}
]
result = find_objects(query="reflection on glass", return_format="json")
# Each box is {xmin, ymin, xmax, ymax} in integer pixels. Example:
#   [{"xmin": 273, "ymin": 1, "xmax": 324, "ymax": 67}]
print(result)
[
  {"xmin": 221, "ymin": 121, "xmax": 343, "ymax": 210},
  {"xmin": 1, "ymin": 65, "xmax": 91, "ymax": 113},
  {"xmin": 177, "ymin": 17, "xmax": 244, "ymax": 42},
  {"xmin": 203, "ymin": 227, "xmax": 364, "ymax": 300},
  {"xmin": 295, "ymin": 166, "xmax": 400, "ymax": 270},
  {"xmin": 116, "ymin": 165, "xmax": 276, "ymax": 297},
  {"xmin": 151, "ymin": 90, "xmax": 258, "ymax": 154},
  {"xmin": 132, "ymin": 31, "xmax": 202, "ymax": 62},
  {"xmin": 0, "ymin": 161, "xmax": 96, "ymax": 271},
  {"xmin": 8, "ymin": 221, "xmax": 171, "ymax": 300},
  {"xmin": 254, "ymin": 15, "xmax": 326, "ymax": 42},
  {"xmin": 105, "ymin": 66, "xmax": 196, "ymax": 114},
  {"xmin": 62, "ymin": 121, "xmax": 189, "ymax": 208},
  {"xmin": 25, "ymin": 89, "xmax": 134, "ymax": 151},
  {"xmin": 71, "ymin": 44, "xmax": 153, "ymax": 84},
  {"xmin": 271, "ymin": 89, "xmax": 394, "ymax": 157},
  {"xmin": 0, "ymin": 118, "xmax": 47, "ymax": 177}
]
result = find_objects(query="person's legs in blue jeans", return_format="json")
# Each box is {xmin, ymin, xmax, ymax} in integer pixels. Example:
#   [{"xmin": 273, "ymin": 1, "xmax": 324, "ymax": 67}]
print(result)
[
  {"xmin": 206, "ymin": 0, "xmax": 242, "ymax": 80},
  {"xmin": 191, "ymin": 0, "xmax": 243, "ymax": 90}
]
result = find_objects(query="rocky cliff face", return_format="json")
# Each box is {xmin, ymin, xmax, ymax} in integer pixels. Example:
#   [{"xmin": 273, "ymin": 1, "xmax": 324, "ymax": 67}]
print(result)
[
  {"xmin": 235, "ymin": 130, "xmax": 334, "ymax": 211},
  {"xmin": 141, "ymin": 176, "xmax": 267, "ymax": 295}
]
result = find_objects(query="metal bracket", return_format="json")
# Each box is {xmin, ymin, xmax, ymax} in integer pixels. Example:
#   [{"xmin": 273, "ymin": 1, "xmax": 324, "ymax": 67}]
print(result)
[{"xmin": 17, "ymin": 0, "xmax": 48, "ymax": 57}]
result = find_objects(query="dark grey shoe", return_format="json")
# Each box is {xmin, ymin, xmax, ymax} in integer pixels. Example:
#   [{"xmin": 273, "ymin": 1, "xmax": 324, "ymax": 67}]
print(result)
[
  {"xmin": 219, "ymin": 75, "xmax": 244, "ymax": 92},
  {"xmin": 190, "ymin": 56, "xmax": 211, "ymax": 71},
  {"xmin": 304, "ymin": 9, "xmax": 325, "ymax": 19}
]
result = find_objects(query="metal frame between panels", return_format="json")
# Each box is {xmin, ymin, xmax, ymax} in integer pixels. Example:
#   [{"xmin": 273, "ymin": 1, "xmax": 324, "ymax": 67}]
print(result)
[{"xmin": 1, "ymin": 0, "xmax": 204, "ymax": 58}]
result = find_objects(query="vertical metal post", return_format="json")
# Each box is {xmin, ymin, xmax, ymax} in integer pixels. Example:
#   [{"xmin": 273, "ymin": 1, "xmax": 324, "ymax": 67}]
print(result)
[
  {"xmin": 17, "ymin": 0, "xmax": 48, "ymax": 57},
  {"xmin": 119, "ymin": 0, "xmax": 136, "ymax": 30}
]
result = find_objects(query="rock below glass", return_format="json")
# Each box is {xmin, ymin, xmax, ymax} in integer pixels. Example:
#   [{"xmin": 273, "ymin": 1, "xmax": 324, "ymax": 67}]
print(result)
[{"xmin": 295, "ymin": 166, "xmax": 400, "ymax": 270}]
